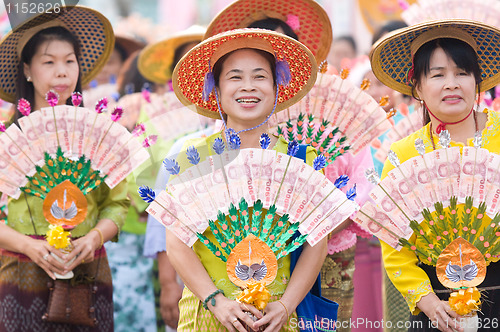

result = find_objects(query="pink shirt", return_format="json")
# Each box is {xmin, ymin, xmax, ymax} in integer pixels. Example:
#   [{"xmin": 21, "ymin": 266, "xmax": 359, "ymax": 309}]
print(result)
[{"xmin": 324, "ymin": 147, "xmax": 374, "ymax": 254}]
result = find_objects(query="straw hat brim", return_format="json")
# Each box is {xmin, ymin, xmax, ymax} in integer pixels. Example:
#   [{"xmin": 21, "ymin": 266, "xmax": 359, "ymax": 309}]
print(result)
[
  {"xmin": 173, "ymin": 28, "xmax": 318, "ymax": 119},
  {"xmin": 138, "ymin": 31, "xmax": 204, "ymax": 84},
  {"xmin": 370, "ymin": 19, "xmax": 500, "ymax": 96},
  {"xmin": 204, "ymin": 0, "xmax": 332, "ymax": 64},
  {"xmin": 0, "ymin": 6, "xmax": 114, "ymax": 104}
]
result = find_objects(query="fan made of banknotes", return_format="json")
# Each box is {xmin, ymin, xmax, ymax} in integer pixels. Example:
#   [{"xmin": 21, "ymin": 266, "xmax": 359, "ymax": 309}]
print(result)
[
  {"xmin": 136, "ymin": 89, "xmax": 214, "ymax": 143},
  {"xmin": 354, "ymin": 130, "xmax": 500, "ymax": 313},
  {"xmin": 139, "ymin": 134, "xmax": 358, "ymax": 309},
  {"xmin": 267, "ymin": 65, "xmax": 395, "ymax": 165},
  {"xmin": 0, "ymin": 91, "xmax": 154, "ymax": 229}
]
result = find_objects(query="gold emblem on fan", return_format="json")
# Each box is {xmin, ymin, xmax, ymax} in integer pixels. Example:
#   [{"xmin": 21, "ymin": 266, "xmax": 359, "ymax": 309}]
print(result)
[
  {"xmin": 226, "ymin": 234, "xmax": 278, "ymax": 288},
  {"xmin": 436, "ymin": 237, "xmax": 486, "ymax": 289},
  {"xmin": 42, "ymin": 180, "xmax": 88, "ymax": 229}
]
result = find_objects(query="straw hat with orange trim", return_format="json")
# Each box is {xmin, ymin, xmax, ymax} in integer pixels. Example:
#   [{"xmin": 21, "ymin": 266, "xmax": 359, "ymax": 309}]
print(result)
[
  {"xmin": 0, "ymin": 6, "xmax": 114, "ymax": 104},
  {"xmin": 173, "ymin": 28, "xmax": 318, "ymax": 120},
  {"xmin": 204, "ymin": 0, "xmax": 332, "ymax": 64},
  {"xmin": 370, "ymin": 19, "xmax": 500, "ymax": 97},
  {"xmin": 138, "ymin": 26, "xmax": 205, "ymax": 84}
]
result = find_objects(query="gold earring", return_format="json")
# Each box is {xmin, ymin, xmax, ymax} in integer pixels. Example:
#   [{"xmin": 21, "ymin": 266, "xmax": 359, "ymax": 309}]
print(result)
[{"xmin": 26, "ymin": 76, "xmax": 32, "ymax": 82}]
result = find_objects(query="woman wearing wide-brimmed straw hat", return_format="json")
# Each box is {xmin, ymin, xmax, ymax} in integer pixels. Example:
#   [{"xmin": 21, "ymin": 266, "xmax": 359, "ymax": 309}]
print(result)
[
  {"xmin": 371, "ymin": 19, "xmax": 500, "ymax": 331},
  {"xmin": 165, "ymin": 28, "xmax": 325, "ymax": 331},
  {"xmin": 0, "ymin": 6, "xmax": 129, "ymax": 331}
]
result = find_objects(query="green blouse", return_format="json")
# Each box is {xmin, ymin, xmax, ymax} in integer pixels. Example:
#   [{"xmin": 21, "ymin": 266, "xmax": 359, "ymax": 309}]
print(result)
[{"xmin": 6, "ymin": 180, "xmax": 129, "ymax": 239}]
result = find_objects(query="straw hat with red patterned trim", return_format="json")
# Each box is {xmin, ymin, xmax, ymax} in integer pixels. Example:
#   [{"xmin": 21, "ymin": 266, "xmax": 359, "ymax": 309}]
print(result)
[
  {"xmin": 138, "ymin": 26, "xmax": 205, "ymax": 84},
  {"xmin": 370, "ymin": 19, "xmax": 500, "ymax": 96},
  {"xmin": 172, "ymin": 28, "xmax": 318, "ymax": 120},
  {"xmin": 205, "ymin": 0, "xmax": 332, "ymax": 64},
  {"xmin": 0, "ymin": 6, "xmax": 114, "ymax": 104}
]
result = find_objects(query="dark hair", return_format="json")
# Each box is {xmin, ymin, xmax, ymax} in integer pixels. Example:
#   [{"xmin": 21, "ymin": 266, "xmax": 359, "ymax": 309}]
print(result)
[
  {"xmin": 117, "ymin": 51, "xmax": 155, "ymax": 97},
  {"xmin": 169, "ymin": 41, "xmax": 201, "ymax": 76},
  {"xmin": 248, "ymin": 18, "xmax": 299, "ymax": 41},
  {"xmin": 411, "ymin": 38, "xmax": 481, "ymax": 125},
  {"xmin": 333, "ymin": 35, "xmax": 357, "ymax": 54},
  {"xmin": 212, "ymin": 49, "xmax": 277, "ymax": 88},
  {"xmin": 114, "ymin": 41, "xmax": 129, "ymax": 63},
  {"xmin": 15, "ymin": 26, "xmax": 83, "ymax": 122},
  {"xmin": 372, "ymin": 20, "xmax": 408, "ymax": 46}
]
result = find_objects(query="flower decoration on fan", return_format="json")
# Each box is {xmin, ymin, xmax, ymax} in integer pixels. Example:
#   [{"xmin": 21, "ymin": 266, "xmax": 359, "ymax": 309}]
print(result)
[
  {"xmin": 0, "ymin": 92, "xmax": 154, "ymax": 234},
  {"xmin": 268, "ymin": 65, "xmax": 394, "ymax": 166},
  {"xmin": 354, "ymin": 130, "xmax": 500, "ymax": 318},
  {"xmin": 139, "ymin": 133, "xmax": 359, "ymax": 310}
]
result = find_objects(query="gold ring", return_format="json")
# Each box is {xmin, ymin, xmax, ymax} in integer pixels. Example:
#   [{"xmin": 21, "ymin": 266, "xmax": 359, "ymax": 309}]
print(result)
[
  {"xmin": 82, "ymin": 259, "xmax": 85, "ymax": 263},
  {"xmin": 232, "ymin": 317, "xmax": 238, "ymax": 324}
]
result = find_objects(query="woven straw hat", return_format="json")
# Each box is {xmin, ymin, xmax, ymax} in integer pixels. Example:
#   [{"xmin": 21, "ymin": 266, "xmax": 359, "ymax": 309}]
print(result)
[
  {"xmin": 370, "ymin": 19, "xmax": 500, "ymax": 96},
  {"xmin": 205, "ymin": 0, "xmax": 332, "ymax": 64},
  {"xmin": 173, "ymin": 28, "xmax": 318, "ymax": 119},
  {"xmin": 138, "ymin": 26, "xmax": 205, "ymax": 84},
  {"xmin": 0, "ymin": 6, "xmax": 114, "ymax": 103}
]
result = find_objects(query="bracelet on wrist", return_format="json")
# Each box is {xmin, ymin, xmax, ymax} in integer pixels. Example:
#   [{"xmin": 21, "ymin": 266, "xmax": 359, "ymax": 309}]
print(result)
[
  {"xmin": 90, "ymin": 228, "xmax": 104, "ymax": 249},
  {"xmin": 203, "ymin": 289, "xmax": 224, "ymax": 310}
]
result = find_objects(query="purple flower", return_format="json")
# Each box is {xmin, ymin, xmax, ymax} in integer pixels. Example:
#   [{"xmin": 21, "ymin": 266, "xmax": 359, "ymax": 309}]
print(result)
[
  {"xmin": 313, "ymin": 155, "xmax": 326, "ymax": 171},
  {"xmin": 45, "ymin": 90, "xmax": 59, "ymax": 107},
  {"xmin": 0, "ymin": 121, "xmax": 5, "ymax": 132},
  {"xmin": 334, "ymin": 175, "xmax": 349, "ymax": 189},
  {"xmin": 346, "ymin": 184, "xmax": 357, "ymax": 201},
  {"xmin": 259, "ymin": 133, "xmax": 271, "ymax": 149},
  {"xmin": 138, "ymin": 186, "xmax": 156, "ymax": 203},
  {"xmin": 287, "ymin": 140, "xmax": 299, "ymax": 157},
  {"xmin": 71, "ymin": 92, "xmax": 83, "ymax": 107},
  {"xmin": 17, "ymin": 98, "xmax": 31, "ymax": 116},
  {"xmin": 212, "ymin": 138, "xmax": 225, "ymax": 155},
  {"xmin": 111, "ymin": 107, "xmax": 123, "ymax": 122},
  {"xmin": 163, "ymin": 158, "xmax": 180, "ymax": 175},
  {"xmin": 132, "ymin": 123, "xmax": 146, "ymax": 136},
  {"xmin": 95, "ymin": 97, "xmax": 108, "ymax": 113},
  {"xmin": 186, "ymin": 146, "xmax": 200, "ymax": 165},
  {"xmin": 142, "ymin": 135, "xmax": 157, "ymax": 148}
]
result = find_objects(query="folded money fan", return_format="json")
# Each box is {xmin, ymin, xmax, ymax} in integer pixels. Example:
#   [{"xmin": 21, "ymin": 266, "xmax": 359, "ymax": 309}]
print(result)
[
  {"xmin": 354, "ymin": 130, "xmax": 500, "ymax": 316},
  {"xmin": 119, "ymin": 88, "xmax": 214, "ymax": 143},
  {"xmin": 267, "ymin": 63, "xmax": 396, "ymax": 166},
  {"xmin": 0, "ymin": 91, "xmax": 154, "ymax": 229},
  {"xmin": 139, "ymin": 133, "xmax": 359, "ymax": 309}
]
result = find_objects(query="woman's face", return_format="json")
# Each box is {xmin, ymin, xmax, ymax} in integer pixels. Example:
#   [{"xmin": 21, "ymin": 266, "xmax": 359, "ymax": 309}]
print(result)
[
  {"xmin": 24, "ymin": 39, "xmax": 79, "ymax": 108},
  {"xmin": 217, "ymin": 49, "xmax": 275, "ymax": 128},
  {"xmin": 416, "ymin": 47, "xmax": 476, "ymax": 122}
]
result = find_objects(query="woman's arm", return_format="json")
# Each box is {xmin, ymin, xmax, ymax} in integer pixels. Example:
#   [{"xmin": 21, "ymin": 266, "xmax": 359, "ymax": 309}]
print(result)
[
  {"xmin": 0, "ymin": 223, "xmax": 66, "ymax": 279},
  {"xmin": 416, "ymin": 293, "xmax": 463, "ymax": 332},
  {"xmin": 254, "ymin": 237, "xmax": 328, "ymax": 331},
  {"xmin": 157, "ymin": 251, "xmax": 183, "ymax": 328},
  {"xmin": 165, "ymin": 229, "xmax": 263, "ymax": 332}
]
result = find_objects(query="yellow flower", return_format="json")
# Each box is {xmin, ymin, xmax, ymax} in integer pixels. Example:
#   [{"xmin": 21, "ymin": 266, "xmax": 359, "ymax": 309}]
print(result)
[
  {"xmin": 46, "ymin": 225, "xmax": 71, "ymax": 249},
  {"xmin": 237, "ymin": 282, "xmax": 271, "ymax": 311},
  {"xmin": 449, "ymin": 287, "xmax": 481, "ymax": 316}
]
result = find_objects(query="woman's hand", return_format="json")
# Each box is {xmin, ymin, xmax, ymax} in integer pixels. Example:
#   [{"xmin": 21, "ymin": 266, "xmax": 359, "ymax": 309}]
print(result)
[
  {"xmin": 23, "ymin": 237, "xmax": 66, "ymax": 279},
  {"xmin": 209, "ymin": 294, "xmax": 263, "ymax": 332},
  {"xmin": 160, "ymin": 280, "xmax": 183, "ymax": 328},
  {"xmin": 253, "ymin": 301, "xmax": 289, "ymax": 332},
  {"xmin": 417, "ymin": 292, "xmax": 463, "ymax": 332},
  {"xmin": 64, "ymin": 230, "xmax": 101, "ymax": 271}
]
